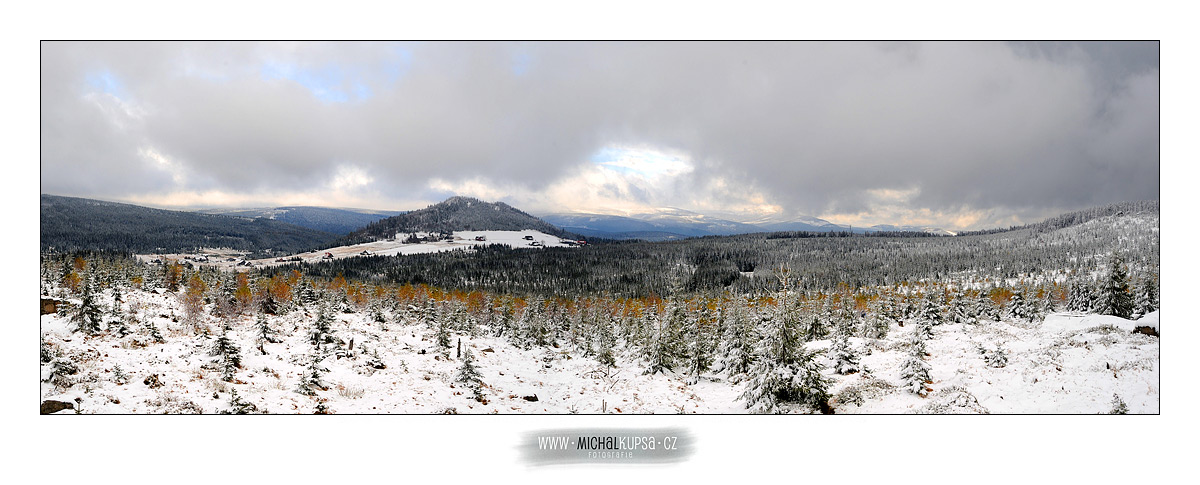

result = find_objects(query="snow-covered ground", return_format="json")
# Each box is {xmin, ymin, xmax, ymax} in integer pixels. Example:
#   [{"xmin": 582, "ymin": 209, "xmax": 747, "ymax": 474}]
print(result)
[
  {"xmin": 134, "ymin": 230, "xmax": 580, "ymax": 271},
  {"xmin": 40, "ymin": 286, "xmax": 1158, "ymax": 414}
]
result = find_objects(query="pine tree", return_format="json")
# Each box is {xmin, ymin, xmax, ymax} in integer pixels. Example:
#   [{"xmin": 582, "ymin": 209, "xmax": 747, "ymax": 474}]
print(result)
[
  {"xmin": 1134, "ymin": 275, "xmax": 1158, "ymax": 318},
  {"xmin": 716, "ymin": 296, "xmax": 756, "ymax": 382},
  {"xmin": 297, "ymin": 353, "xmax": 327, "ymax": 395},
  {"xmin": 643, "ymin": 298, "xmax": 685, "ymax": 375},
  {"xmin": 682, "ymin": 303, "xmax": 714, "ymax": 384},
  {"xmin": 917, "ymin": 291, "xmax": 944, "ymax": 326},
  {"xmin": 309, "ymin": 304, "xmax": 336, "ymax": 349},
  {"xmin": 211, "ymin": 322, "xmax": 242, "ymax": 382},
  {"xmin": 947, "ymin": 289, "xmax": 974, "ymax": 324},
  {"xmin": 899, "ymin": 329, "xmax": 931, "ymax": 397},
  {"xmin": 830, "ymin": 330, "xmax": 859, "ymax": 375},
  {"xmin": 72, "ymin": 274, "xmax": 104, "ymax": 334},
  {"xmin": 1006, "ymin": 287, "xmax": 1034, "ymax": 322},
  {"xmin": 455, "ymin": 348, "xmax": 485, "ymax": 401},
  {"xmin": 220, "ymin": 388, "xmax": 258, "ymax": 414},
  {"xmin": 1097, "ymin": 254, "xmax": 1135, "ymax": 319},
  {"xmin": 983, "ymin": 344, "xmax": 1008, "ymax": 368},
  {"xmin": 1066, "ymin": 279, "xmax": 1092, "ymax": 313},
  {"xmin": 741, "ymin": 286, "xmax": 832, "ymax": 413},
  {"xmin": 256, "ymin": 312, "xmax": 279, "ymax": 344}
]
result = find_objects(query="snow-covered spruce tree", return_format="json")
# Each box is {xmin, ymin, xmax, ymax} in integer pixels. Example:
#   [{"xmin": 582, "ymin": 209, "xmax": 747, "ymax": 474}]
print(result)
[
  {"xmin": 109, "ymin": 297, "xmax": 131, "ymax": 338},
  {"xmin": 682, "ymin": 302, "xmax": 715, "ymax": 384},
  {"xmin": 899, "ymin": 329, "xmax": 932, "ymax": 397},
  {"xmin": 976, "ymin": 291, "xmax": 1001, "ymax": 322},
  {"xmin": 520, "ymin": 297, "xmax": 550, "ymax": 348},
  {"xmin": 309, "ymin": 304, "xmax": 337, "ymax": 351},
  {"xmin": 917, "ymin": 291, "xmax": 945, "ymax": 326},
  {"xmin": 740, "ymin": 314, "xmax": 832, "ymax": 413},
  {"xmin": 1066, "ymin": 279, "xmax": 1092, "ymax": 313},
  {"xmin": 717, "ymin": 295, "xmax": 757, "ymax": 382},
  {"xmin": 72, "ymin": 274, "xmax": 104, "ymax": 334},
  {"xmin": 1097, "ymin": 254, "xmax": 1135, "ymax": 319},
  {"xmin": 643, "ymin": 298, "xmax": 685, "ymax": 375},
  {"xmin": 741, "ymin": 276, "xmax": 832, "ymax": 414},
  {"xmin": 948, "ymin": 289, "xmax": 974, "ymax": 324},
  {"xmin": 1134, "ymin": 275, "xmax": 1158, "ymax": 318},
  {"xmin": 983, "ymin": 344, "xmax": 1008, "ymax": 368},
  {"xmin": 220, "ymin": 388, "xmax": 258, "ymax": 414},
  {"xmin": 296, "ymin": 353, "xmax": 327, "ymax": 395},
  {"xmin": 1038, "ymin": 286, "xmax": 1057, "ymax": 316},
  {"xmin": 434, "ymin": 307, "xmax": 453, "ymax": 354},
  {"xmin": 1108, "ymin": 393, "xmax": 1129, "ymax": 414},
  {"xmin": 1006, "ymin": 287, "xmax": 1035, "ymax": 323},
  {"xmin": 146, "ymin": 320, "xmax": 166, "ymax": 343},
  {"xmin": 801, "ymin": 304, "xmax": 828, "ymax": 341},
  {"xmin": 455, "ymin": 348, "xmax": 485, "ymax": 401},
  {"xmin": 830, "ymin": 328, "xmax": 860, "ymax": 375},
  {"xmin": 211, "ymin": 322, "xmax": 242, "ymax": 382},
  {"xmin": 256, "ymin": 312, "xmax": 280, "ymax": 344}
]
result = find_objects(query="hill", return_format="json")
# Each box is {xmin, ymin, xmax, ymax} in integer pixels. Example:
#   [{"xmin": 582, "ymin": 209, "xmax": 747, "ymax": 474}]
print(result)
[
  {"xmin": 197, "ymin": 206, "xmax": 402, "ymax": 235},
  {"xmin": 346, "ymin": 196, "xmax": 578, "ymax": 242},
  {"xmin": 40, "ymin": 194, "xmax": 338, "ymax": 256}
]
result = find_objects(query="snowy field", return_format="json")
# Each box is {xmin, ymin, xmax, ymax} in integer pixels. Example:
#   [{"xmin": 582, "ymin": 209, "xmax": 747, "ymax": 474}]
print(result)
[
  {"xmin": 40, "ymin": 286, "xmax": 1158, "ymax": 414},
  {"xmin": 134, "ymin": 230, "xmax": 579, "ymax": 271}
]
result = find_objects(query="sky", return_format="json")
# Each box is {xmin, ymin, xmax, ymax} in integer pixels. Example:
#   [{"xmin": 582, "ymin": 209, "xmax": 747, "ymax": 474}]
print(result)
[{"xmin": 40, "ymin": 41, "xmax": 1159, "ymax": 230}]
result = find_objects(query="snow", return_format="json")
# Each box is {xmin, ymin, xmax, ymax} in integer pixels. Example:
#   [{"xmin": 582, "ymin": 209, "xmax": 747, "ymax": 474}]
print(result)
[
  {"xmin": 134, "ymin": 230, "xmax": 578, "ymax": 271},
  {"xmin": 41, "ymin": 285, "xmax": 1159, "ymax": 414}
]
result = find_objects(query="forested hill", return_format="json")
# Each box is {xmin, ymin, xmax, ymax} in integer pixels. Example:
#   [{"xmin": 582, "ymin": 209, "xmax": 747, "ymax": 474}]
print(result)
[
  {"xmin": 197, "ymin": 206, "xmax": 402, "ymax": 235},
  {"xmin": 344, "ymin": 196, "xmax": 579, "ymax": 243},
  {"xmin": 40, "ymin": 195, "xmax": 339, "ymax": 256},
  {"xmin": 958, "ymin": 201, "xmax": 1159, "ymax": 236}
]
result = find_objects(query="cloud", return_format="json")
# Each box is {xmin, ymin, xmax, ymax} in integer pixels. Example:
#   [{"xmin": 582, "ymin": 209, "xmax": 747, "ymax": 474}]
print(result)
[{"xmin": 41, "ymin": 41, "xmax": 1158, "ymax": 230}]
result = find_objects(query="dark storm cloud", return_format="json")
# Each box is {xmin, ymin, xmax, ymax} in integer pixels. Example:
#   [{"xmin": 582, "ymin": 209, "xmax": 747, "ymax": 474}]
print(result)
[{"xmin": 41, "ymin": 41, "xmax": 1157, "ymax": 227}]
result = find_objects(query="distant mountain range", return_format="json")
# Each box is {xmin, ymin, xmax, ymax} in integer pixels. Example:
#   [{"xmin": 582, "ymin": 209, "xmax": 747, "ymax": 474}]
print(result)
[
  {"xmin": 196, "ymin": 206, "xmax": 402, "ymax": 235},
  {"xmin": 539, "ymin": 207, "xmax": 954, "ymax": 240}
]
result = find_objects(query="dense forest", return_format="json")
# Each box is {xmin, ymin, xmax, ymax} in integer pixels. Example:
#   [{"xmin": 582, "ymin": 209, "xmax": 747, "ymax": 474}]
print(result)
[
  {"xmin": 40, "ymin": 195, "xmax": 338, "ymax": 257},
  {"xmin": 269, "ymin": 201, "xmax": 1159, "ymax": 298}
]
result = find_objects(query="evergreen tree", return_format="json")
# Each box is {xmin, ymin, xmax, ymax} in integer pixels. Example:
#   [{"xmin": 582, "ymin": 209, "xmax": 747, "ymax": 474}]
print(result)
[
  {"xmin": 917, "ymin": 291, "xmax": 944, "ymax": 326},
  {"xmin": 899, "ymin": 329, "xmax": 932, "ymax": 397},
  {"xmin": 682, "ymin": 303, "xmax": 714, "ymax": 384},
  {"xmin": 717, "ymin": 296, "xmax": 757, "ymax": 382},
  {"xmin": 309, "ymin": 304, "xmax": 336, "ymax": 349},
  {"xmin": 72, "ymin": 274, "xmax": 104, "ymax": 334},
  {"xmin": 297, "ymin": 353, "xmax": 327, "ymax": 395},
  {"xmin": 220, "ymin": 388, "xmax": 258, "ymax": 414},
  {"xmin": 643, "ymin": 298, "xmax": 685, "ymax": 375},
  {"xmin": 947, "ymin": 290, "xmax": 974, "ymax": 324},
  {"xmin": 455, "ymin": 348, "xmax": 485, "ymax": 401},
  {"xmin": 830, "ymin": 330, "xmax": 860, "ymax": 375},
  {"xmin": 1066, "ymin": 279, "xmax": 1092, "ymax": 313},
  {"xmin": 741, "ymin": 289, "xmax": 832, "ymax": 413},
  {"xmin": 976, "ymin": 291, "xmax": 1001, "ymax": 322},
  {"xmin": 1134, "ymin": 275, "xmax": 1158, "ymax": 318},
  {"xmin": 1097, "ymin": 254, "xmax": 1135, "ymax": 319},
  {"xmin": 1006, "ymin": 287, "xmax": 1034, "ymax": 322},
  {"xmin": 256, "ymin": 312, "xmax": 280, "ymax": 344},
  {"xmin": 983, "ymin": 344, "xmax": 1008, "ymax": 368},
  {"xmin": 210, "ymin": 322, "xmax": 242, "ymax": 382}
]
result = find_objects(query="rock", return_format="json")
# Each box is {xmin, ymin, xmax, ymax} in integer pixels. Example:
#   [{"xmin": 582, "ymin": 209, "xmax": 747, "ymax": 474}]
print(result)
[
  {"xmin": 522, "ymin": 394, "xmax": 539, "ymax": 402},
  {"xmin": 482, "ymin": 348, "xmax": 495, "ymax": 353},
  {"xmin": 40, "ymin": 400, "xmax": 74, "ymax": 414},
  {"xmin": 1133, "ymin": 326, "xmax": 1159, "ymax": 337}
]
